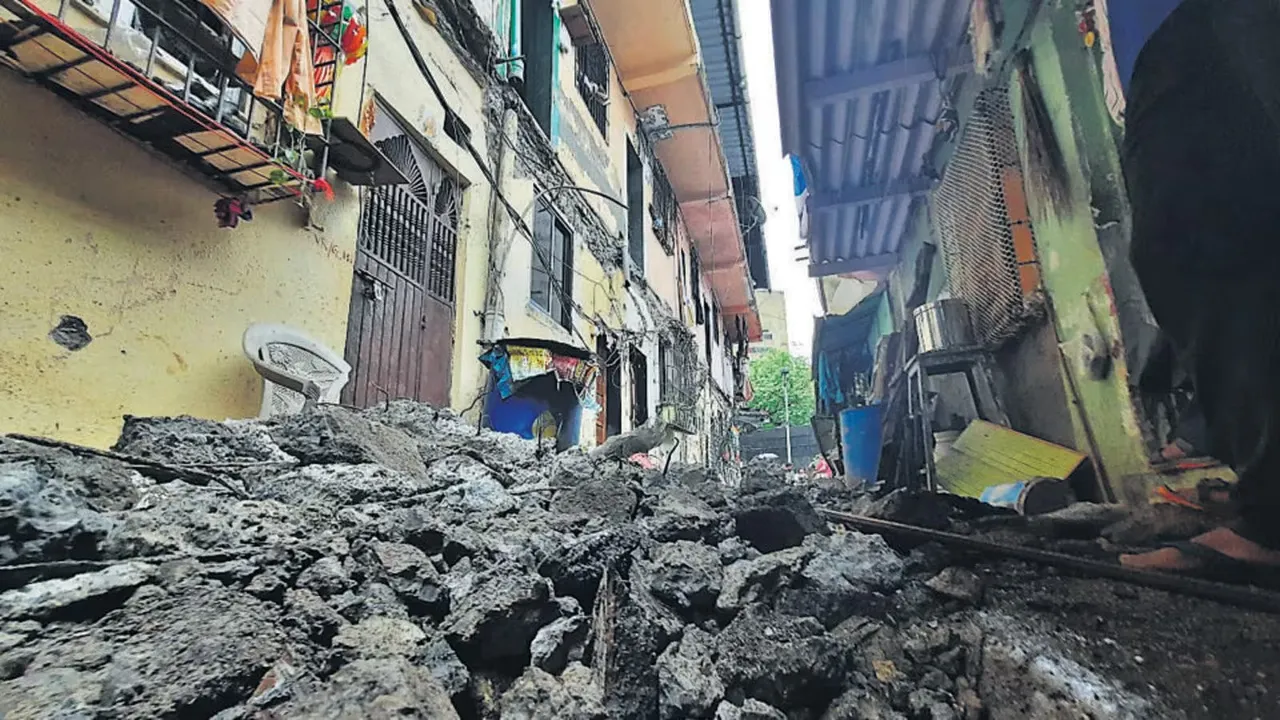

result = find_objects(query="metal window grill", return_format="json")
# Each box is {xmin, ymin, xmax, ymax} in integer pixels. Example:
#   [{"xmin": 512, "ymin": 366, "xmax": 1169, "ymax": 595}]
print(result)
[
  {"xmin": 574, "ymin": 40, "xmax": 608, "ymax": 136},
  {"xmin": 651, "ymin": 160, "xmax": 679, "ymax": 255},
  {"xmin": 360, "ymin": 133, "xmax": 459, "ymax": 302},
  {"xmin": 931, "ymin": 87, "xmax": 1044, "ymax": 347}
]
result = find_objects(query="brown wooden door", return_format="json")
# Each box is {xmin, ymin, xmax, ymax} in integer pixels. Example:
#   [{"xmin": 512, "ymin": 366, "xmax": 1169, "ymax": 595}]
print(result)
[{"xmin": 341, "ymin": 132, "xmax": 458, "ymax": 409}]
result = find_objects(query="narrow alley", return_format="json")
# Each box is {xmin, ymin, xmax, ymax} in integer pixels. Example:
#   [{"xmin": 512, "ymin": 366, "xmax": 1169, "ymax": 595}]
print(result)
[{"xmin": 3, "ymin": 0, "xmax": 1280, "ymax": 718}]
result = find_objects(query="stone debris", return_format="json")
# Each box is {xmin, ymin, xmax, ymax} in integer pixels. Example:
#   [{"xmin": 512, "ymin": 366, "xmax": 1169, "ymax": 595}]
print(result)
[{"xmin": 0, "ymin": 401, "xmax": 1194, "ymax": 718}]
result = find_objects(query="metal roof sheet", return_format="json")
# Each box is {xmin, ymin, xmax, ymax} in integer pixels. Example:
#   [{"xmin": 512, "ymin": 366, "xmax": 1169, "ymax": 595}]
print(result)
[
  {"xmin": 690, "ymin": 0, "xmax": 758, "ymax": 180},
  {"xmin": 771, "ymin": 0, "xmax": 973, "ymax": 276}
]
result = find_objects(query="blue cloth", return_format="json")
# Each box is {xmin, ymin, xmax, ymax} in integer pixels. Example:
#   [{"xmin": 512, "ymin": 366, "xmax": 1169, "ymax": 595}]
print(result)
[
  {"xmin": 1108, "ymin": 0, "xmax": 1185, "ymax": 91},
  {"xmin": 479, "ymin": 347, "xmax": 515, "ymax": 399}
]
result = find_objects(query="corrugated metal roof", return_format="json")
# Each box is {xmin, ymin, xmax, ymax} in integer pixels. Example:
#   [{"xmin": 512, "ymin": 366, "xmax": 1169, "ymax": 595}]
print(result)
[
  {"xmin": 771, "ymin": 0, "xmax": 973, "ymax": 275},
  {"xmin": 690, "ymin": 0, "xmax": 757, "ymax": 180}
]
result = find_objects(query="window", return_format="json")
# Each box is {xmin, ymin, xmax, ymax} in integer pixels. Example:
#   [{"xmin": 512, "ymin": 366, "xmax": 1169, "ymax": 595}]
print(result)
[
  {"xmin": 690, "ymin": 251, "xmax": 704, "ymax": 324},
  {"xmin": 626, "ymin": 139, "xmax": 644, "ymax": 272},
  {"xmin": 760, "ymin": 330, "xmax": 774, "ymax": 342},
  {"xmin": 658, "ymin": 338, "xmax": 672, "ymax": 403},
  {"xmin": 575, "ymin": 41, "xmax": 609, "ymax": 136},
  {"xmin": 530, "ymin": 202, "xmax": 574, "ymax": 329},
  {"xmin": 518, "ymin": 0, "xmax": 556, "ymax": 135},
  {"xmin": 651, "ymin": 162, "xmax": 678, "ymax": 255},
  {"xmin": 630, "ymin": 347, "xmax": 649, "ymax": 426}
]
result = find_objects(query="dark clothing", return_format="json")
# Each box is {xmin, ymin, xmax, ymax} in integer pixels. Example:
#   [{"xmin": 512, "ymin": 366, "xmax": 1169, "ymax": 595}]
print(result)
[{"xmin": 1122, "ymin": 0, "xmax": 1280, "ymax": 548}]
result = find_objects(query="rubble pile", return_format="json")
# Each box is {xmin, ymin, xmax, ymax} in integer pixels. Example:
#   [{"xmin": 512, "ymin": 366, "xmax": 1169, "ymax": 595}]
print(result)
[{"xmin": 0, "ymin": 402, "xmax": 1236, "ymax": 719}]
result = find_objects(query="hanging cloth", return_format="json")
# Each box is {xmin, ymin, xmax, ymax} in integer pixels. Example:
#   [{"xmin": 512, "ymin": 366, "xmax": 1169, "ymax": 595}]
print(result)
[{"xmin": 235, "ymin": 0, "xmax": 322, "ymax": 134}]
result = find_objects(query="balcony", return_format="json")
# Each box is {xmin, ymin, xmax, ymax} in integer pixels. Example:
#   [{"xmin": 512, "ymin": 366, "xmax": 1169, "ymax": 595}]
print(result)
[{"xmin": 0, "ymin": 0, "xmax": 402, "ymax": 202}]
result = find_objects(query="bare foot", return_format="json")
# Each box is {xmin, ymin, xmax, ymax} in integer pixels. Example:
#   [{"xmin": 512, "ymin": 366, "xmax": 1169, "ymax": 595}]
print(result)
[{"xmin": 1119, "ymin": 526, "xmax": 1280, "ymax": 571}]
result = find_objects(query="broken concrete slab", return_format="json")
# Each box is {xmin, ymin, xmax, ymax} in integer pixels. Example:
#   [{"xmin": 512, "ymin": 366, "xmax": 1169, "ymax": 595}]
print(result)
[
  {"xmin": 647, "ymin": 540, "xmax": 723, "ymax": 616},
  {"xmin": 443, "ymin": 563, "xmax": 558, "ymax": 670},
  {"xmin": 657, "ymin": 627, "xmax": 723, "ymax": 719},
  {"xmin": 732, "ymin": 487, "xmax": 827, "ymax": 552},
  {"xmin": 531, "ymin": 613, "xmax": 590, "ymax": 674},
  {"xmin": 0, "ymin": 561, "xmax": 152, "ymax": 620},
  {"xmin": 714, "ymin": 605, "xmax": 851, "ymax": 712},
  {"xmin": 114, "ymin": 415, "xmax": 294, "ymax": 469},
  {"xmin": 269, "ymin": 406, "xmax": 427, "ymax": 477},
  {"xmin": 925, "ymin": 568, "xmax": 984, "ymax": 605},
  {"xmin": 640, "ymin": 486, "xmax": 731, "ymax": 544},
  {"xmin": 716, "ymin": 546, "xmax": 812, "ymax": 616},
  {"xmin": 280, "ymin": 658, "xmax": 460, "ymax": 719},
  {"xmin": 499, "ymin": 666, "xmax": 607, "ymax": 720}
]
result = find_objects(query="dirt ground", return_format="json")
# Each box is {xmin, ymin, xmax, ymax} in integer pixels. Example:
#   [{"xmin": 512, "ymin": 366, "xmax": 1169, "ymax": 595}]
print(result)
[{"xmin": 983, "ymin": 559, "xmax": 1280, "ymax": 719}]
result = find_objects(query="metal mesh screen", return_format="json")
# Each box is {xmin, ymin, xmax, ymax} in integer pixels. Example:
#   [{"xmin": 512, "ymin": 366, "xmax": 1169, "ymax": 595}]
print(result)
[{"xmin": 932, "ymin": 87, "xmax": 1043, "ymax": 347}]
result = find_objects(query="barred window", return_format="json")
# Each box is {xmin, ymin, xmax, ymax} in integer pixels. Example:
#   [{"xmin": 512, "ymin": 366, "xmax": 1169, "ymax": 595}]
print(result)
[
  {"xmin": 575, "ymin": 41, "xmax": 609, "ymax": 136},
  {"xmin": 650, "ymin": 161, "xmax": 678, "ymax": 256}
]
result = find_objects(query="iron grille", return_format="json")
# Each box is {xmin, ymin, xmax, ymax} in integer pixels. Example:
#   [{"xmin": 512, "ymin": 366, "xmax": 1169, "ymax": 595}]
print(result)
[
  {"xmin": 360, "ymin": 134, "xmax": 459, "ymax": 302},
  {"xmin": 651, "ymin": 160, "xmax": 679, "ymax": 255},
  {"xmin": 658, "ymin": 332, "xmax": 700, "ymax": 431},
  {"xmin": 574, "ymin": 41, "xmax": 609, "ymax": 136},
  {"xmin": 931, "ymin": 87, "xmax": 1043, "ymax": 347}
]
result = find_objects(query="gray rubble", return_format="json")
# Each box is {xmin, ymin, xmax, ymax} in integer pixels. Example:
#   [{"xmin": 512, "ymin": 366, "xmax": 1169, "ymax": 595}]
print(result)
[{"xmin": 0, "ymin": 401, "xmax": 1192, "ymax": 719}]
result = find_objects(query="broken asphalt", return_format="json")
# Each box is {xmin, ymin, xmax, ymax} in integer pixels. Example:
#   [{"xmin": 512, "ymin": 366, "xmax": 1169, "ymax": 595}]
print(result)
[{"xmin": 2, "ymin": 402, "xmax": 1278, "ymax": 719}]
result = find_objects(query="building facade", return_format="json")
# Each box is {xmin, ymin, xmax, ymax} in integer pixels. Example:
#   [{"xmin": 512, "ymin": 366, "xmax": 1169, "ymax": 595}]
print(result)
[
  {"xmin": 749, "ymin": 289, "xmax": 789, "ymax": 357},
  {"xmin": 0, "ymin": 0, "xmax": 762, "ymax": 467}
]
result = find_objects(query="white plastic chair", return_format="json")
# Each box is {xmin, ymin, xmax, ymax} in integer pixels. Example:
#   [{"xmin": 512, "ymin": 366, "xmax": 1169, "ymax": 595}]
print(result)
[{"xmin": 242, "ymin": 323, "xmax": 351, "ymax": 418}]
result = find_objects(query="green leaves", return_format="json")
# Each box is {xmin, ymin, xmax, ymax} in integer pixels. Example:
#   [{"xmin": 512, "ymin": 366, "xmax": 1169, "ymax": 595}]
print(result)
[{"xmin": 745, "ymin": 348, "xmax": 815, "ymax": 428}]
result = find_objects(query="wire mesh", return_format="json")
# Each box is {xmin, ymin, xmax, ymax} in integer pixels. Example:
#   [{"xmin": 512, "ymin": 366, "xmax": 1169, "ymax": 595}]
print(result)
[{"xmin": 931, "ymin": 87, "xmax": 1043, "ymax": 347}]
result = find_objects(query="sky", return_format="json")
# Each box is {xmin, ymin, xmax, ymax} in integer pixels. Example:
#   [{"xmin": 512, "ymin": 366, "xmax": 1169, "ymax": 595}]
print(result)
[{"xmin": 737, "ymin": 1, "xmax": 821, "ymax": 358}]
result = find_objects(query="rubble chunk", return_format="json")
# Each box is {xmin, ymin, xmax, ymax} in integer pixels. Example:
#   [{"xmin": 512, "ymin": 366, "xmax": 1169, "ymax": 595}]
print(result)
[
  {"xmin": 269, "ymin": 406, "xmax": 427, "ymax": 477},
  {"xmin": 715, "ymin": 698, "xmax": 789, "ymax": 720},
  {"xmin": 530, "ymin": 614, "xmax": 590, "ymax": 674},
  {"xmin": 731, "ymin": 487, "xmax": 827, "ymax": 552},
  {"xmin": 648, "ymin": 540, "xmax": 723, "ymax": 615},
  {"xmin": 717, "ymin": 546, "xmax": 812, "ymax": 616},
  {"xmin": 714, "ymin": 605, "xmax": 850, "ymax": 712},
  {"xmin": 332, "ymin": 616, "xmax": 427, "ymax": 659},
  {"xmin": 281, "ymin": 658, "xmax": 459, "ymax": 719},
  {"xmin": 443, "ymin": 564, "xmax": 558, "ymax": 670},
  {"xmin": 499, "ymin": 666, "xmax": 607, "ymax": 720},
  {"xmin": 925, "ymin": 568, "xmax": 984, "ymax": 605},
  {"xmin": 590, "ymin": 563, "xmax": 684, "ymax": 718},
  {"xmin": 0, "ymin": 561, "xmax": 152, "ymax": 620},
  {"xmin": 551, "ymin": 477, "xmax": 638, "ymax": 524},
  {"xmin": 0, "ymin": 460, "xmax": 117, "ymax": 565},
  {"xmin": 657, "ymin": 627, "xmax": 723, "ymax": 719}
]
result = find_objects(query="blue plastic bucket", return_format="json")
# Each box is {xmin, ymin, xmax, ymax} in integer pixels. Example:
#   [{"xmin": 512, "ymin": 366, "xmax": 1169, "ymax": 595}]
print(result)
[{"xmin": 839, "ymin": 405, "xmax": 883, "ymax": 488}]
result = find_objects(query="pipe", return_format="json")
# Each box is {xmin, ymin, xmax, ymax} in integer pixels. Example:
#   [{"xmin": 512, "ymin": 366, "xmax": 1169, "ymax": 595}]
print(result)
[{"xmin": 820, "ymin": 508, "xmax": 1280, "ymax": 615}]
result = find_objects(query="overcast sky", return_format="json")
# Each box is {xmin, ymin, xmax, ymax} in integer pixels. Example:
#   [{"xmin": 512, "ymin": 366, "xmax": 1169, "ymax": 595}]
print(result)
[{"xmin": 738, "ymin": 1, "xmax": 820, "ymax": 357}]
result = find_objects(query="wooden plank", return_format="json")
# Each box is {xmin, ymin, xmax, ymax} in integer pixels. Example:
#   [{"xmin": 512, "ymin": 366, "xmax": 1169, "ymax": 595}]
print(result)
[
  {"xmin": 340, "ymin": 262, "xmax": 365, "ymax": 406},
  {"xmin": 405, "ymin": 283, "xmax": 424, "ymax": 402},
  {"xmin": 388, "ymin": 271, "xmax": 406, "ymax": 401},
  {"xmin": 354, "ymin": 252, "xmax": 377, "ymax": 408}
]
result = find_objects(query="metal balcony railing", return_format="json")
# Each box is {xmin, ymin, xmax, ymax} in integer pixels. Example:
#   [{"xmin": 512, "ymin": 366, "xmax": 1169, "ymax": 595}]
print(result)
[{"xmin": 0, "ymin": 0, "xmax": 350, "ymax": 202}]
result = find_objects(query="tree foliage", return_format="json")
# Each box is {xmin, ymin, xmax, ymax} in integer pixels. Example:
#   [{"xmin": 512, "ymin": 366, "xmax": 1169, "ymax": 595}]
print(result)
[{"xmin": 745, "ymin": 348, "xmax": 816, "ymax": 427}]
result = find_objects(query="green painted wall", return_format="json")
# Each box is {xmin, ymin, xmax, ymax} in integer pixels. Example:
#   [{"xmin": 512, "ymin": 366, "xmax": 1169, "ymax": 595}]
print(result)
[{"xmin": 1007, "ymin": 4, "xmax": 1153, "ymax": 502}]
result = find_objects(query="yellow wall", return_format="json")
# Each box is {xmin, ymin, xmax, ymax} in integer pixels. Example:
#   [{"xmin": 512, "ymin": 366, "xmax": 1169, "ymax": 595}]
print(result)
[{"xmin": 0, "ymin": 71, "xmax": 359, "ymax": 448}]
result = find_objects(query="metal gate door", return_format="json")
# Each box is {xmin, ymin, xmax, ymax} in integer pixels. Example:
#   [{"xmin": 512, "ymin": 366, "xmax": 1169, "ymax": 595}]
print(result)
[{"xmin": 341, "ymin": 131, "xmax": 459, "ymax": 408}]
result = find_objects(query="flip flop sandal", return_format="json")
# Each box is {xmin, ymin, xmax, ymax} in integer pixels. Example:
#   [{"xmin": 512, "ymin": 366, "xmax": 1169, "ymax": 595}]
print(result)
[{"xmin": 1160, "ymin": 541, "xmax": 1280, "ymax": 590}]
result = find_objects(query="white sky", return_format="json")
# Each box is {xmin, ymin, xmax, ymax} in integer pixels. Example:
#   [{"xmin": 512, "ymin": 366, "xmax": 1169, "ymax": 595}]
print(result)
[{"xmin": 738, "ymin": 1, "xmax": 821, "ymax": 357}]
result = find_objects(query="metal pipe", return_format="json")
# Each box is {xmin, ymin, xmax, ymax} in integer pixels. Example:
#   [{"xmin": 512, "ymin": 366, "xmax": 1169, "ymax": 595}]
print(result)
[{"xmin": 819, "ymin": 508, "xmax": 1280, "ymax": 615}]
